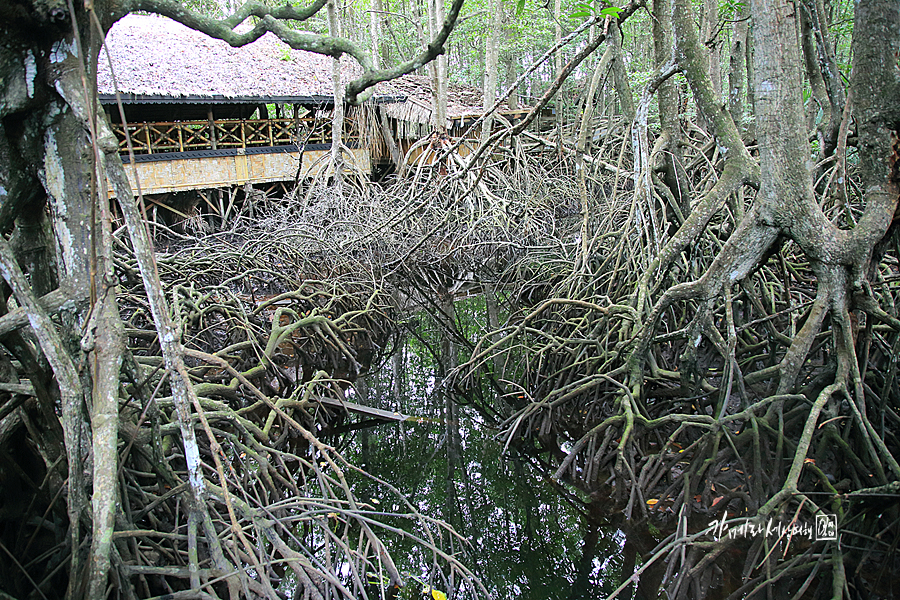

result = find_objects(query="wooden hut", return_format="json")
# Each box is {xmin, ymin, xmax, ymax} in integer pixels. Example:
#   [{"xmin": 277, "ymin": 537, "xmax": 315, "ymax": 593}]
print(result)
[
  {"xmin": 98, "ymin": 14, "xmax": 401, "ymax": 198},
  {"xmin": 375, "ymin": 75, "xmax": 531, "ymax": 166},
  {"xmin": 98, "ymin": 14, "xmax": 537, "ymax": 199}
]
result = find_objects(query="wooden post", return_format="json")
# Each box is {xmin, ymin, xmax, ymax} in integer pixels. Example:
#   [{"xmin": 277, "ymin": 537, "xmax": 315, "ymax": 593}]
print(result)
[
  {"xmin": 240, "ymin": 120, "xmax": 246, "ymax": 148},
  {"xmin": 177, "ymin": 124, "xmax": 184, "ymax": 152},
  {"xmin": 208, "ymin": 108, "xmax": 217, "ymax": 150},
  {"xmin": 145, "ymin": 123, "xmax": 152, "ymax": 154},
  {"xmin": 377, "ymin": 107, "xmax": 403, "ymax": 172}
]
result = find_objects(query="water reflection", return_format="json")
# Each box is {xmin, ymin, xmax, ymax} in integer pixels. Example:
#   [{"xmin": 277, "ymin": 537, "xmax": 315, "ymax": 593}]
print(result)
[{"xmin": 339, "ymin": 297, "xmax": 640, "ymax": 599}]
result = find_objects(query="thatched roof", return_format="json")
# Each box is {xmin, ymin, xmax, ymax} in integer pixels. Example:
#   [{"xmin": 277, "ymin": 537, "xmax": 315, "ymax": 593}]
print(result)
[
  {"xmin": 97, "ymin": 14, "xmax": 381, "ymax": 104},
  {"xmin": 97, "ymin": 14, "xmax": 506, "ymax": 128},
  {"xmin": 379, "ymin": 74, "xmax": 508, "ymax": 126}
]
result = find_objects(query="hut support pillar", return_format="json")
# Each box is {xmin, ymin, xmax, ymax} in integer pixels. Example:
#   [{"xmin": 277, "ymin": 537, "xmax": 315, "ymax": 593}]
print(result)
[
  {"xmin": 208, "ymin": 108, "xmax": 217, "ymax": 150},
  {"xmin": 377, "ymin": 107, "xmax": 403, "ymax": 171}
]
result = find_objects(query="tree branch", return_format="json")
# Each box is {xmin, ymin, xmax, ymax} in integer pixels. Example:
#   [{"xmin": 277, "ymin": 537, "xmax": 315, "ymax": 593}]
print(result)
[
  {"xmin": 344, "ymin": 0, "xmax": 466, "ymax": 104},
  {"xmin": 129, "ymin": 0, "xmax": 467, "ymax": 106}
]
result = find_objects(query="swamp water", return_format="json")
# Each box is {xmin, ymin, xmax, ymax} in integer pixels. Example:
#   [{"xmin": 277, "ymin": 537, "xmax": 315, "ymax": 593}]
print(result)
[{"xmin": 335, "ymin": 296, "xmax": 649, "ymax": 598}]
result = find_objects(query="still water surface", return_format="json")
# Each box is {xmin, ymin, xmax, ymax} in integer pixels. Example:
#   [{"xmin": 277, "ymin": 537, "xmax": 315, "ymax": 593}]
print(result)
[{"xmin": 340, "ymin": 299, "xmax": 638, "ymax": 599}]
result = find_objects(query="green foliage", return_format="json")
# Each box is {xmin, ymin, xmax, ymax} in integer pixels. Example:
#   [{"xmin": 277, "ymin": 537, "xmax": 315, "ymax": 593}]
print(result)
[
  {"xmin": 179, "ymin": 0, "xmax": 229, "ymax": 17},
  {"xmin": 719, "ymin": 0, "xmax": 746, "ymax": 19},
  {"xmin": 570, "ymin": 0, "xmax": 623, "ymax": 19},
  {"xmin": 829, "ymin": 5, "xmax": 856, "ymax": 77}
]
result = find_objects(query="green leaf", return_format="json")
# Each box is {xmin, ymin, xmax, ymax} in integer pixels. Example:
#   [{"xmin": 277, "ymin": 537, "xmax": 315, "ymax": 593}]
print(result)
[
  {"xmin": 599, "ymin": 5, "xmax": 623, "ymax": 16},
  {"xmin": 516, "ymin": 0, "xmax": 527, "ymax": 16},
  {"xmin": 570, "ymin": 9, "xmax": 593, "ymax": 18}
]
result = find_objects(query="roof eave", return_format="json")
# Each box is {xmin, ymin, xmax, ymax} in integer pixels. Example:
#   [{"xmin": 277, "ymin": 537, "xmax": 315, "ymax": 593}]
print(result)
[{"xmin": 98, "ymin": 93, "xmax": 407, "ymax": 106}]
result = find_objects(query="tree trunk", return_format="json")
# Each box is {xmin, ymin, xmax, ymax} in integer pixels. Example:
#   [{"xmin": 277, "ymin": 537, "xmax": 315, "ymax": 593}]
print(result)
[
  {"xmin": 377, "ymin": 0, "xmax": 391, "ymax": 66},
  {"xmin": 799, "ymin": 0, "xmax": 846, "ymax": 162},
  {"xmin": 412, "ymin": 0, "xmax": 429, "ymax": 76},
  {"xmin": 700, "ymin": 0, "xmax": 721, "ymax": 98},
  {"xmin": 369, "ymin": 0, "xmax": 381, "ymax": 69},
  {"xmin": 328, "ymin": 0, "xmax": 345, "ymax": 193},
  {"xmin": 553, "ymin": 0, "xmax": 563, "ymax": 133},
  {"xmin": 503, "ymin": 54, "xmax": 519, "ymax": 110},
  {"xmin": 652, "ymin": 0, "xmax": 690, "ymax": 217},
  {"xmin": 727, "ymin": 5, "xmax": 749, "ymax": 132},
  {"xmin": 799, "ymin": 4, "xmax": 828, "ymax": 130},
  {"xmin": 609, "ymin": 21, "xmax": 635, "ymax": 123},
  {"xmin": 481, "ymin": 0, "xmax": 502, "ymax": 145},
  {"xmin": 427, "ymin": 0, "xmax": 448, "ymax": 131},
  {"xmin": 577, "ymin": 43, "xmax": 614, "ymax": 266},
  {"xmin": 436, "ymin": 292, "xmax": 461, "ymax": 528}
]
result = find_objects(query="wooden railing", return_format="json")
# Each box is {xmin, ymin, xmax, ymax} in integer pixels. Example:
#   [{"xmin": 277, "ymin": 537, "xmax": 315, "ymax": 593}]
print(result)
[{"xmin": 111, "ymin": 117, "xmax": 336, "ymax": 155}]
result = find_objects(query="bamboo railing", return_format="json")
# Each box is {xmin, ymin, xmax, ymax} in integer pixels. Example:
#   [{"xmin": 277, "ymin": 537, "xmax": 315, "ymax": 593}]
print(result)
[{"xmin": 111, "ymin": 117, "xmax": 336, "ymax": 155}]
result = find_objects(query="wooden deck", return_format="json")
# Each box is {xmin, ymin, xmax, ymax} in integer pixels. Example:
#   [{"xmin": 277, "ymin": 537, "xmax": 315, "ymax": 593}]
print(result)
[
  {"xmin": 110, "ymin": 145, "xmax": 370, "ymax": 197},
  {"xmin": 106, "ymin": 116, "xmax": 370, "ymax": 197},
  {"xmin": 110, "ymin": 117, "xmax": 329, "ymax": 154}
]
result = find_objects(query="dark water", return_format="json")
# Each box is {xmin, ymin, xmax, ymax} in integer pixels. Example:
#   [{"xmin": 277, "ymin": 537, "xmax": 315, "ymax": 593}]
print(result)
[{"xmin": 336, "ymin": 297, "xmax": 645, "ymax": 599}]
